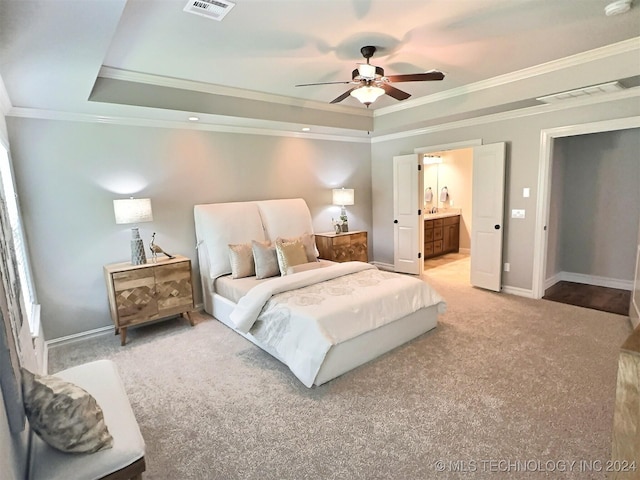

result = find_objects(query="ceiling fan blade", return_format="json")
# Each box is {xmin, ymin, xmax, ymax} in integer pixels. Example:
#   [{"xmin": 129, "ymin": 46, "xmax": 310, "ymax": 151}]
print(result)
[
  {"xmin": 330, "ymin": 88, "xmax": 357, "ymax": 104},
  {"xmin": 295, "ymin": 81, "xmax": 352, "ymax": 87},
  {"xmin": 385, "ymin": 71, "xmax": 445, "ymax": 83},
  {"xmin": 381, "ymin": 84, "xmax": 411, "ymax": 101}
]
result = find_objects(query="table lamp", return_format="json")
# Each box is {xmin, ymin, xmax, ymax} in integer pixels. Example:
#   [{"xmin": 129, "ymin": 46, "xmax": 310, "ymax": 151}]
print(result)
[
  {"xmin": 332, "ymin": 188, "xmax": 354, "ymax": 233},
  {"xmin": 113, "ymin": 198, "xmax": 153, "ymax": 265}
]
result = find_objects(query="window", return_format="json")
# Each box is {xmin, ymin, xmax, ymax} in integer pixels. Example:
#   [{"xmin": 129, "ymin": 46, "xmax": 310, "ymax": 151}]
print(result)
[{"xmin": 0, "ymin": 141, "xmax": 39, "ymax": 335}]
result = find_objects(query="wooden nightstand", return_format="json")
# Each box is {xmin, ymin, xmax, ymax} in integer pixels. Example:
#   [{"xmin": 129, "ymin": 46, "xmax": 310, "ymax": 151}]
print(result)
[
  {"xmin": 104, "ymin": 255, "xmax": 195, "ymax": 345},
  {"xmin": 315, "ymin": 231, "xmax": 368, "ymax": 263}
]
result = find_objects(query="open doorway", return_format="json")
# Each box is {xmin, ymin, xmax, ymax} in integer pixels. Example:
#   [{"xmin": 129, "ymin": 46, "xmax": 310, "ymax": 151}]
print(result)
[
  {"xmin": 532, "ymin": 117, "xmax": 640, "ymax": 300},
  {"xmin": 421, "ymin": 148, "xmax": 473, "ymax": 274},
  {"xmin": 540, "ymin": 128, "xmax": 639, "ymax": 315}
]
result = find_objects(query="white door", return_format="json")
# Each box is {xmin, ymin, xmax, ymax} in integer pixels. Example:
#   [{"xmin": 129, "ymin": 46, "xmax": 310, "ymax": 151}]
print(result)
[
  {"xmin": 470, "ymin": 143, "xmax": 506, "ymax": 291},
  {"xmin": 393, "ymin": 154, "xmax": 423, "ymax": 274}
]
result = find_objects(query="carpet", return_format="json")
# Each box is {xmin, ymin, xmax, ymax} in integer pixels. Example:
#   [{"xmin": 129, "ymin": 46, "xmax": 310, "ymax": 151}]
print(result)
[{"xmin": 48, "ymin": 257, "xmax": 633, "ymax": 479}]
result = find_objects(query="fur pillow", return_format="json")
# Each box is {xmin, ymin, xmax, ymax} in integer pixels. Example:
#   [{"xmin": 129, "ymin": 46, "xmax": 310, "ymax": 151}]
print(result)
[
  {"xmin": 21, "ymin": 368, "xmax": 114, "ymax": 453},
  {"xmin": 252, "ymin": 240, "xmax": 280, "ymax": 279},
  {"xmin": 228, "ymin": 243, "xmax": 255, "ymax": 279},
  {"xmin": 275, "ymin": 238, "xmax": 308, "ymax": 275}
]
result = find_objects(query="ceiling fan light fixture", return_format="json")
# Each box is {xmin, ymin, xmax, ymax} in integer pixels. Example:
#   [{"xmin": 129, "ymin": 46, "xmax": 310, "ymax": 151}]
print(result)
[
  {"xmin": 357, "ymin": 63, "xmax": 377, "ymax": 79},
  {"xmin": 604, "ymin": 0, "xmax": 632, "ymax": 15},
  {"xmin": 350, "ymin": 85, "xmax": 385, "ymax": 105}
]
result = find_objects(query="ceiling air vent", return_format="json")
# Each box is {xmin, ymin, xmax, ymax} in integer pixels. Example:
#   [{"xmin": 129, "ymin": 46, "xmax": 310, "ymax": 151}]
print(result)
[
  {"xmin": 536, "ymin": 81, "xmax": 625, "ymax": 104},
  {"xmin": 183, "ymin": 0, "xmax": 235, "ymax": 21}
]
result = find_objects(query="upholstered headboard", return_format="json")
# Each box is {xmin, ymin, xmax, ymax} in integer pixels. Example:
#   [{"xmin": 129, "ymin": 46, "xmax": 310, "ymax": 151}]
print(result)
[{"xmin": 193, "ymin": 198, "xmax": 316, "ymax": 282}]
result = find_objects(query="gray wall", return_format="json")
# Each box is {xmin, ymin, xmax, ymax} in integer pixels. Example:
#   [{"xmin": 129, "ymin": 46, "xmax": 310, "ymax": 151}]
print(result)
[
  {"xmin": 372, "ymin": 97, "xmax": 640, "ymax": 291},
  {"xmin": 554, "ymin": 130, "xmax": 640, "ymax": 281},
  {"xmin": 7, "ymin": 118, "xmax": 371, "ymax": 340}
]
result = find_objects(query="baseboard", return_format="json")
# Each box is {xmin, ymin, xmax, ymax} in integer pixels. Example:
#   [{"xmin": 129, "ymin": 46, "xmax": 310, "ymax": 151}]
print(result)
[
  {"xmin": 546, "ymin": 271, "xmax": 633, "ymax": 292},
  {"xmin": 459, "ymin": 248, "xmax": 471, "ymax": 254},
  {"xmin": 46, "ymin": 325, "xmax": 114, "ymax": 348},
  {"xmin": 502, "ymin": 285, "xmax": 535, "ymax": 298},
  {"xmin": 46, "ymin": 303, "xmax": 206, "ymax": 348}
]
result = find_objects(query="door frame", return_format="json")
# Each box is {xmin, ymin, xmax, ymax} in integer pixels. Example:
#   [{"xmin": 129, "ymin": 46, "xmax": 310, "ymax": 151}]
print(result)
[
  {"xmin": 532, "ymin": 116, "xmax": 640, "ymax": 299},
  {"xmin": 414, "ymin": 139, "xmax": 483, "ymax": 265}
]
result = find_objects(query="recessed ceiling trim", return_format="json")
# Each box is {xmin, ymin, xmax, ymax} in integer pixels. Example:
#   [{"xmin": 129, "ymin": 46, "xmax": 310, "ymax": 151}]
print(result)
[
  {"xmin": 98, "ymin": 67, "xmax": 372, "ymax": 118},
  {"xmin": 372, "ymin": 87, "xmax": 640, "ymax": 143},
  {"xmin": 373, "ymin": 36, "xmax": 640, "ymax": 117},
  {"xmin": 6, "ymin": 107, "xmax": 371, "ymax": 143}
]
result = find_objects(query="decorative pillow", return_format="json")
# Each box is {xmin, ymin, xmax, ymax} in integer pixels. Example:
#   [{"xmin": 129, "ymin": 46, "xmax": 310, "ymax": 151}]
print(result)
[
  {"xmin": 275, "ymin": 238, "xmax": 308, "ymax": 275},
  {"xmin": 252, "ymin": 240, "xmax": 280, "ymax": 279},
  {"xmin": 228, "ymin": 243, "xmax": 255, "ymax": 279},
  {"xmin": 279, "ymin": 233, "xmax": 318, "ymax": 263},
  {"xmin": 286, "ymin": 261, "xmax": 331, "ymax": 275},
  {"xmin": 21, "ymin": 368, "xmax": 113, "ymax": 454}
]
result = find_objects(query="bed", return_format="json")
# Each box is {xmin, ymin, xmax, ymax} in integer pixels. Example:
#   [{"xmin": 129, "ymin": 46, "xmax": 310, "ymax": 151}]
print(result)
[{"xmin": 194, "ymin": 198, "xmax": 445, "ymax": 387}]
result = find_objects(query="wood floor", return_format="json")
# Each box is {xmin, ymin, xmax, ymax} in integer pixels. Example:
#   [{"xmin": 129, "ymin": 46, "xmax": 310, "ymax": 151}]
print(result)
[
  {"xmin": 424, "ymin": 254, "xmax": 631, "ymax": 317},
  {"xmin": 543, "ymin": 281, "xmax": 631, "ymax": 316}
]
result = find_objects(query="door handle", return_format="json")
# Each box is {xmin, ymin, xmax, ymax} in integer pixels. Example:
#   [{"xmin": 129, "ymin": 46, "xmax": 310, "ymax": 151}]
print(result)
[
  {"xmin": 494, "ymin": 225, "xmax": 500, "ymax": 230},
  {"xmin": 394, "ymin": 220, "xmax": 398, "ymax": 224}
]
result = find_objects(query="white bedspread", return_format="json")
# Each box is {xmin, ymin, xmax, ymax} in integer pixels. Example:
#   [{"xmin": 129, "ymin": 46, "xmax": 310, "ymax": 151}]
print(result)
[{"xmin": 230, "ymin": 262, "xmax": 446, "ymax": 387}]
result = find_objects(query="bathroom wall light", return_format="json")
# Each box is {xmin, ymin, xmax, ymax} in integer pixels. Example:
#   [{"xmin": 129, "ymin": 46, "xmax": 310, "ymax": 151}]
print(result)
[{"xmin": 423, "ymin": 155, "xmax": 443, "ymax": 165}]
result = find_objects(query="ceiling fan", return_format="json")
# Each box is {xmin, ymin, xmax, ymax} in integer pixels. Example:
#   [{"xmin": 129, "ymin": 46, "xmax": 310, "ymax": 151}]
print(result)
[{"xmin": 295, "ymin": 45, "xmax": 445, "ymax": 107}]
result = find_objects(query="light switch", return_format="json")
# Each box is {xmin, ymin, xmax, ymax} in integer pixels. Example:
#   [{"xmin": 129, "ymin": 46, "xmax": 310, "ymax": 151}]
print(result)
[
  {"xmin": 523, "ymin": 188, "xmax": 530, "ymax": 198},
  {"xmin": 511, "ymin": 209, "xmax": 525, "ymax": 219}
]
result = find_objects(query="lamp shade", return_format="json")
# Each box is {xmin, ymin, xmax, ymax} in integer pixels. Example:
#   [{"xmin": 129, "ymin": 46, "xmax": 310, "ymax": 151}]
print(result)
[
  {"xmin": 332, "ymin": 188, "xmax": 354, "ymax": 206},
  {"xmin": 113, "ymin": 198, "xmax": 153, "ymax": 224},
  {"xmin": 350, "ymin": 85, "xmax": 385, "ymax": 105}
]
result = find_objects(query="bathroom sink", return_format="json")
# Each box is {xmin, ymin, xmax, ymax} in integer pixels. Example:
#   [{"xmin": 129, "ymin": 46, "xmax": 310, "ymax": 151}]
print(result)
[{"xmin": 423, "ymin": 210, "xmax": 461, "ymax": 220}]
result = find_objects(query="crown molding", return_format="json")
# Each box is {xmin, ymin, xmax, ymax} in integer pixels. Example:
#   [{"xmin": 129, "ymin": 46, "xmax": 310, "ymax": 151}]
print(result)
[
  {"xmin": 374, "ymin": 37, "xmax": 640, "ymax": 117},
  {"xmin": 6, "ymin": 107, "xmax": 370, "ymax": 143},
  {"xmin": 98, "ymin": 66, "xmax": 372, "ymax": 118},
  {"xmin": 371, "ymin": 87, "xmax": 640, "ymax": 143}
]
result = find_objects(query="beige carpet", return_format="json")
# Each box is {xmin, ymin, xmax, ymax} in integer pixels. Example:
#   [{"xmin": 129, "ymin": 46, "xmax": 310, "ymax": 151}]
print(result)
[{"xmin": 49, "ymin": 256, "xmax": 633, "ymax": 479}]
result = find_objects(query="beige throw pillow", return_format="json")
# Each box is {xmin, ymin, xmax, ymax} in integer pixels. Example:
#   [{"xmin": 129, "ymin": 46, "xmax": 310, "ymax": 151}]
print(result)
[
  {"xmin": 21, "ymin": 368, "xmax": 113, "ymax": 454},
  {"xmin": 228, "ymin": 243, "xmax": 255, "ymax": 279},
  {"xmin": 279, "ymin": 233, "xmax": 318, "ymax": 263},
  {"xmin": 252, "ymin": 240, "xmax": 280, "ymax": 279},
  {"xmin": 275, "ymin": 238, "xmax": 308, "ymax": 275}
]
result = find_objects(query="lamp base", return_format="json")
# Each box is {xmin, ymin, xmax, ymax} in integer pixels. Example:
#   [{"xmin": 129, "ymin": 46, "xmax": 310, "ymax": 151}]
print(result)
[
  {"xmin": 130, "ymin": 228, "xmax": 147, "ymax": 265},
  {"xmin": 340, "ymin": 207, "xmax": 349, "ymax": 233}
]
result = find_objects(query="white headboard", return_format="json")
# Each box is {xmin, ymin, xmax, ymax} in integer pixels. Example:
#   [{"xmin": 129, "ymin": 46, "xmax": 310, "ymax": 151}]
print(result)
[{"xmin": 194, "ymin": 198, "xmax": 315, "ymax": 281}]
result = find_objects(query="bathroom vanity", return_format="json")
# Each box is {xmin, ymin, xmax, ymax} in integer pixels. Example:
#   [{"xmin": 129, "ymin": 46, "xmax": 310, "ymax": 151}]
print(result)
[{"xmin": 424, "ymin": 212, "xmax": 460, "ymax": 259}]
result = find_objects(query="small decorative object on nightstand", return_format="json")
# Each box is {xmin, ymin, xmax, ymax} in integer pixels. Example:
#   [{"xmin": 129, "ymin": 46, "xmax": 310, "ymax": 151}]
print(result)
[
  {"xmin": 149, "ymin": 232, "xmax": 175, "ymax": 260},
  {"xmin": 103, "ymin": 255, "xmax": 194, "ymax": 345},
  {"xmin": 315, "ymin": 230, "xmax": 368, "ymax": 263}
]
